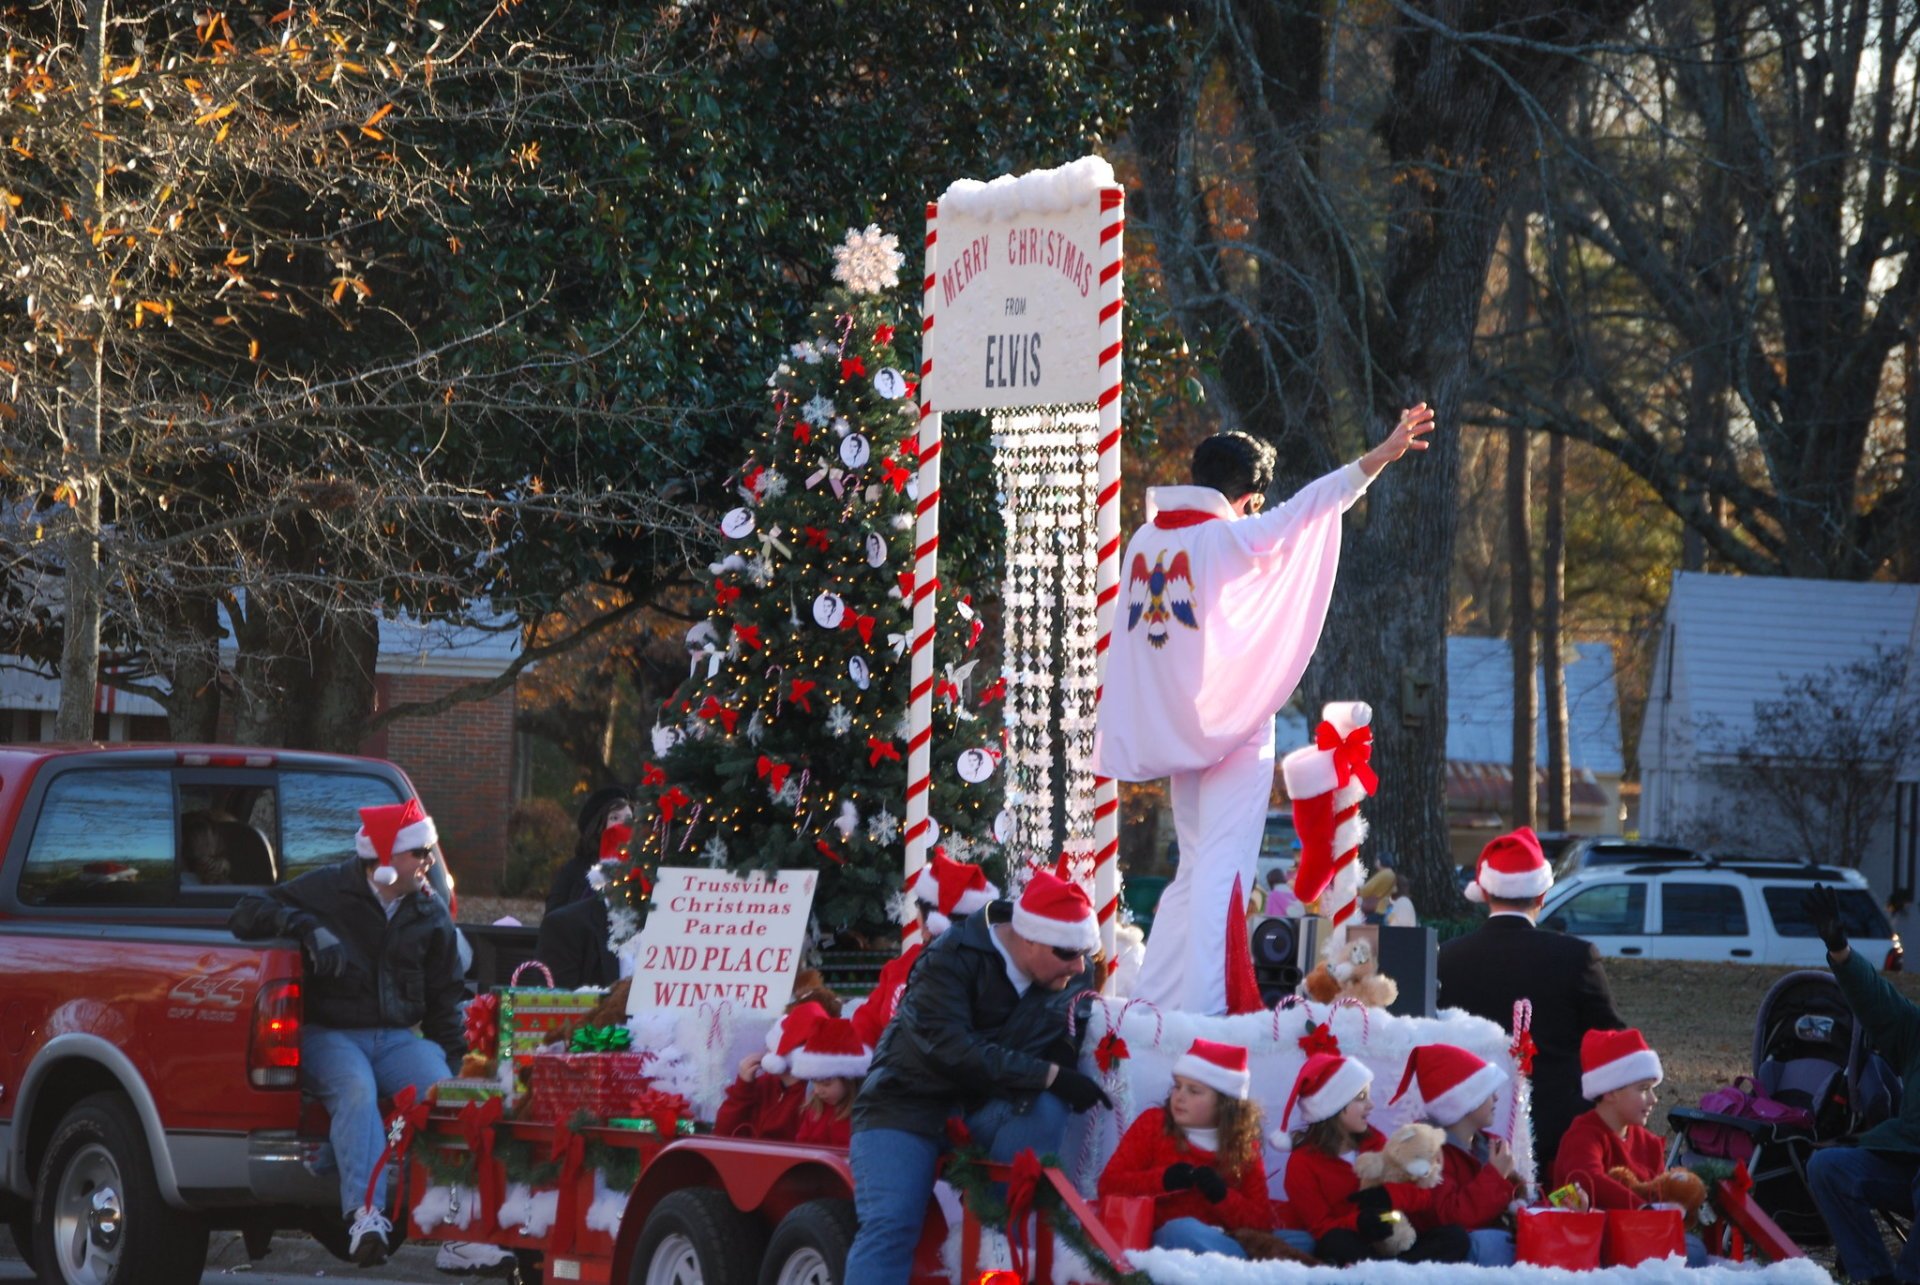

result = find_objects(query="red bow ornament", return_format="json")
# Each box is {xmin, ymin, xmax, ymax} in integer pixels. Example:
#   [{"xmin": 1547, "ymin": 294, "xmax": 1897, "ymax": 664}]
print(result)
[
  {"xmin": 698, "ymin": 697, "xmax": 738, "ymax": 734},
  {"xmin": 1093, "ymin": 1031, "xmax": 1130, "ymax": 1073},
  {"xmin": 632, "ymin": 1089, "xmax": 692, "ymax": 1139},
  {"xmin": 789, "ymin": 679, "xmax": 816, "ymax": 713},
  {"xmin": 840, "ymin": 355, "xmax": 867, "ymax": 381},
  {"xmin": 1510, "ymin": 999, "xmax": 1536, "ymax": 1077},
  {"xmin": 978, "ymin": 677, "xmax": 1007, "ymax": 704},
  {"xmin": 1298, "ymin": 1022, "xmax": 1342, "ymax": 1057},
  {"xmin": 880, "ymin": 455, "xmax": 913, "ymax": 494},
  {"xmin": 842, "ymin": 611, "xmax": 876, "ymax": 645},
  {"xmin": 802, "ymin": 526, "xmax": 830, "ymax": 552},
  {"xmin": 640, "ymin": 762, "xmax": 668, "ymax": 787},
  {"xmin": 1004, "ymin": 1149, "xmax": 1045, "ymax": 1281},
  {"xmin": 455, "ymin": 1097, "xmax": 506, "ymax": 1236},
  {"xmin": 873, "ymin": 324, "xmax": 895, "ymax": 346},
  {"xmin": 1315, "ymin": 721, "xmax": 1379, "ymax": 794},
  {"xmin": 658, "ymin": 787, "xmax": 691, "ymax": 825},
  {"xmin": 734, "ymin": 623, "xmax": 763, "ymax": 651},
  {"xmin": 867, "ymin": 737, "xmax": 901, "ymax": 767},
  {"xmin": 714, "ymin": 581, "xmax": 741, "ymax": 608},
  {"xmin": 463, "ymin": 992, "xmax": 500, "ymax": 1056},
  {"xmin": 757, "ymin": 756, "xmax": 791, "ymax": 793}
]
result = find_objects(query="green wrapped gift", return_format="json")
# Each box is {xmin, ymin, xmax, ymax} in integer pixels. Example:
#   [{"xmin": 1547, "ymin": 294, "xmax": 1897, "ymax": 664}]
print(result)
[
  {"xmin": 608, "ymin": 1117, "xmax": 697, "ymax": 1136},
  {"xmin": 569, "ymin": 1024, "xmax": 633, "ymax": 1054},
  {"xmin": 496, "ymin": 962, "xmax": 604, "ymax": 1102}
]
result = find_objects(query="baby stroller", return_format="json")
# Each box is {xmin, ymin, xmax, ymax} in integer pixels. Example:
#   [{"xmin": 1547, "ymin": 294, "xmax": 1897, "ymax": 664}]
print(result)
[{"xmin": 1666, "ymin": 969, "xmax": 1906, "ymax": 1247}]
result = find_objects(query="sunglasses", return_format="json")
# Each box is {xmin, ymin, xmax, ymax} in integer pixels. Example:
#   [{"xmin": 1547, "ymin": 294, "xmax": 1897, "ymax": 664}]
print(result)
[{"xmin": 1050, "ymin": 946, "xmax": 1084, "ymax": 962}]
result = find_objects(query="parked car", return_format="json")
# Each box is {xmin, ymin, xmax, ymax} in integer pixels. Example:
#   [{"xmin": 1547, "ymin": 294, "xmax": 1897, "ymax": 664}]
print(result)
[
  {"xmin": 1551, "ymin": 836, "xmax": 1708, "ymax": 881},
  {"xmin": 1537, "ymin": 859, "xmax": 1898, "ymax": 967}
]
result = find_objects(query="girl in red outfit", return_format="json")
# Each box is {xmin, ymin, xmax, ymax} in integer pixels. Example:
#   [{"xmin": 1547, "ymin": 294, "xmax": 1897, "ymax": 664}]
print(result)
[
  {"xmin": 1390, "ymin": 1043, "xmax": 1522, "ymax": 1265},
  {"xmin": 1551, "ymin": 1027, "xmax": 1709, "ymax": 1266},
  {"xmin": 715, "ymin": 1001, "xmax": 831, "ymax": 1139},
  {"xmin": 1099, "ymin": 1039, "xmax": 1313, "ymax": 1259},
  {"xmin": 1281, "ymin": 1052, "xmax": 1469, "ymax": 1265},
  {"xmin": 787, "ymin": 1016, "xmax": 871, "ymax": 1148}
]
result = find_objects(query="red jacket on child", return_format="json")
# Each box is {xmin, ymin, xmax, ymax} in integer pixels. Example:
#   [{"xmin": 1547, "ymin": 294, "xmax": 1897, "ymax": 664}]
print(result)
[
  {"xmin": 1550, "ymin": 1109, "xmax": 1666, "ymax": 1209},
  {"xmin": 1283, "ymin": 1127, "xmax": 1437, "ymax": 1240},
  {"xmin": 795, "ymin": 1103, "xmax": 851, "ymax": 1148},
  {"xmin": 1408, "ymin": 1133, "xmax": 1522, "ymax": 1232},
  {"xmin": 714, "ymin": 1073, "xmax": 806, "ymax": 1140},
  {"xmin": 1098, "ymin": 1107, "xmax": 1281, "ymax": 1233}
]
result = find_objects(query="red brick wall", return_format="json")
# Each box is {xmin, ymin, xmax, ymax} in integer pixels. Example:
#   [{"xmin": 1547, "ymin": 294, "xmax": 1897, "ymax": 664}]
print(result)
[{"xmin": 364, "ymin": 673, "xmax": 516, "ymax": 889}]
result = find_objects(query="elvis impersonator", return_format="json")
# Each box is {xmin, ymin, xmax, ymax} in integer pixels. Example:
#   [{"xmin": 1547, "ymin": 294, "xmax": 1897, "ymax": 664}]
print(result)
[{"xmin": 1091, "ymin": 404, "xmax": 1437, "ymax": 1013}]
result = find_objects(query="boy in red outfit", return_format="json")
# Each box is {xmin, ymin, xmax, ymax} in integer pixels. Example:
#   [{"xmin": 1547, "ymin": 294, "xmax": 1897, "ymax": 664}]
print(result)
[
  {"xmin": 1100, "ymin": 1039, "xmax": 1315, "ymax": 1258},
  {"xmin": 1280, "ymin": 1053, "xmax": 1470, "ymax": 1265},
  {"xmin": 1391, "ymin": 1043, "xmax": 1523, "ymax": 1265},
  {"xmin": 1551, "ymin": 1027, "xmax": 1708, "ymax": 1266}
]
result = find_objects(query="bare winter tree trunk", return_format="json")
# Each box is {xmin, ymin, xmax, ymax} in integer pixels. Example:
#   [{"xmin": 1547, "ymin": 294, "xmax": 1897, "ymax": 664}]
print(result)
[
  {"xmin": 162, "ymin": 591, "xmax": 224, "ymax": 741},
  {"xmin": 1505, "ymin": 211, "xmax": 1537, "ymax": 830},
  {"xmin": 1544, "ymin": 432, "xmax": 1571, "ymax": 830},
  {"xmin": 55, "ymin": 0, "xmax": 109, "ymax": 742},
  {"xmin": 305, "ymin": 609, "xmax": 380, "ymax": 752}
]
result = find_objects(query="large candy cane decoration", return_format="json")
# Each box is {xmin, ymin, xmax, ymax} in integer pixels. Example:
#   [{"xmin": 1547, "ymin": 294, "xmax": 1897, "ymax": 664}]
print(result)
[
  {"xmin": 1090, "ymin": 186, "xmax": 1124, "ymax": 961},
  {"xmin": 902, "ymin": 200, "xmax": 943, "ymax": 950}
]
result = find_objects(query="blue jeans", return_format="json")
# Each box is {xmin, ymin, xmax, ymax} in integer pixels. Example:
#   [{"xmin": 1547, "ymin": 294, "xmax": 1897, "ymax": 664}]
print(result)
[
  {"xmin": 302, "ymin": 1026, "xmax": 453, "ymax": 1216},
  {"xmin": 1810, "ymin": 1147, "xmax": 1920, "ymax": 1281},
  {"xmin": 1469, "ymin": 1228, "xmax": 1515, "ymax": 1266},
  {"xmin": 845, "ymin": 1094, "xmax": 1071, "ymax": 1285},
  {"xmin": 1153, "ymin": 1217, "xmax": 1316, "ymax": 1258}
]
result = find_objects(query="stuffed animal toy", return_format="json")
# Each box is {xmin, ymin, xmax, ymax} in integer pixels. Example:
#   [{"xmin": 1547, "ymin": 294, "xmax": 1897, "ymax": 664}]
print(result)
[
  {"xmin": 1351, "ymin": 1122, "xmax": 1447, "ymax": 1257},
  {"xmin": 1303, "ymin": 934, "xmax": 1400, "ymax": 1009},
  {"xmin": 1609, "ymin": 1166, "xmax": 1709, "ymax": 1227}
]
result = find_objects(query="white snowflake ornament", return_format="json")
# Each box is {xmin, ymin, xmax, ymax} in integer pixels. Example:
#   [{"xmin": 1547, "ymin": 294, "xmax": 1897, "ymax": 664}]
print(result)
[
  {"xmin": 701, "ymin": 835, "xmax": 730, "ymax": 869},
  {"xmin": 826, "ymin": 703, "xmax": 853, "ymax": 737},
  {"xmin": 832, "ymin": 224, "xmax": 905, "ymax": 295},
  {"xmin": 866, "ymin": 808, "xmax": 899, "ymax": 846},
  {"xmin": 802, "ymin": 394, "xmax": 836, "ymax": 426}
]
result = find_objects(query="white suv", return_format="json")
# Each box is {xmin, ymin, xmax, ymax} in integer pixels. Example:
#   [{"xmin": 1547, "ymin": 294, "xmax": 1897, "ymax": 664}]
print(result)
[{"xmin": 1537, "ymin": 861, "xmax": 1899, "ymax": 968}]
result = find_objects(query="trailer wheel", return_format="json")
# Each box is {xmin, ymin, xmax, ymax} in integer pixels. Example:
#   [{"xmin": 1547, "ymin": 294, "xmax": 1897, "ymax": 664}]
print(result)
[
  {"xmin": 32, "ymin": 1092, "xmax": 209, "ymax": 1285},
  {"xmin": 632, "ymin": 1188, "xmax": 765, "ymax": 1285},
  {"xmin": 756, "ymin": 1199, "xmax": 856, "ymax": 1285}
]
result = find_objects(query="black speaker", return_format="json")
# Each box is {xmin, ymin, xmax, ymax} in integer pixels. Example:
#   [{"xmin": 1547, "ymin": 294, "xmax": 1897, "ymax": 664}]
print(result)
[
  {"xmin": 1250, "ymin": 915, "xmax": 1322, "ymax": 1007},
  {"xmin": 1376, "ymin": 925, "xmax": 1438, "ymax": 1018}
]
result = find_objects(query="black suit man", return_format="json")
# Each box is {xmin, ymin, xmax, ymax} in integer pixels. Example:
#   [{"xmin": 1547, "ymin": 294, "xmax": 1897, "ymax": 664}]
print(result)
[{"xmin": 1436, "ymin": 827, "xmax": 1624, "ymax": 1172}]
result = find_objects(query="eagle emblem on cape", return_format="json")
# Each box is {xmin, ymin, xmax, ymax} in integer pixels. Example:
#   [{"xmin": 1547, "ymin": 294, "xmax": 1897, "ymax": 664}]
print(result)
[{"xmin": 1127, "ymin": 551, "xmax": 1198, "ymax": 648}]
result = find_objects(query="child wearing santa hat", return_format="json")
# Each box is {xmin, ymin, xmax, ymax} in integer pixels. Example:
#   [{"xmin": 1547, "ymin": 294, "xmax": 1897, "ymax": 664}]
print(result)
[
  {"xmin": 1281, "ymin": 1053, "xmax": 1470, "ymax": 1265},
  {"xmin": 1099, "ymin": 1039, "xmax": 1315, "ymax": 1259},
  {"xmin": 788, "ymin": 1016, "xmax": 872, "ymax": 1148},
  {"xmin": 1551, "ymin": 1027, "xmax": 1709, "ymax": 1266},
  {"xmin": 716, "ymin": 997, "xmax": 837, "ymax": 1140},
  {"xmin": 1392, "ymin": 1044, "xmax": 1523, "ymax": 1265}
]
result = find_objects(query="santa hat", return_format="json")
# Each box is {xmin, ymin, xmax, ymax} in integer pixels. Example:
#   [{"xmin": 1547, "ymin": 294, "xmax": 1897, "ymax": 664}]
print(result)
[
  {"xmin": 1281, "ymin": 1053, "xmax": 1373, "ymax": 1132},
  {"xmin": 599, "ymin": 823, "xmax": 634, "ymax": 861},
  {"xmin": 1010, "ymin": 871, "xmax": 1100, "ymax": 955},
  {"xmin": 355, "ymin": 799, "xmax": 437, "ymax": 887},
  {"xmin": 1171, "ymin": 1038, "xmax": 1251, "ymax": 1101},
  {"xmin": 1464, "ymin": 826, "xmax": 1553, "ymax": 904},
  {"xmin": 761, "ymin": 1001, "xmax": 831, "ymax": 1076},
  {"xmin": 1390, "ymin": 1044, "xmax": 1509, "ymax": 1127},
  {"xmin": 906, "ymin": 847, "xmax": 999, "ymax": 937},
  {"xmin": 1581, "ymin": 1027, "xmax": 1663, "ymax": 1101},
  {"xmin": 788, "ymin": 1016, "xmax": 873, "ymax": 1081}
]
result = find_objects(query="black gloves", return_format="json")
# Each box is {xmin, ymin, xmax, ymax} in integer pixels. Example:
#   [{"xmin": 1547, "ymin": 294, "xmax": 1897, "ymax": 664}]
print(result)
[
  {"xmin": 1192, "ymin": 1166, "xmax": 1229, "ymax": 1203},
  {"xmin": 1162, "ymin": 1163, "xmax": 1196, "ymax": 1192},
  {"xmin": 1806, "ymin": 884, "xmax": 1849, "ymax": 955},
  {"xmin": 303, "ymin": 926, "xmax": 349, "ymax": 978},
  {"xmin": 1047, "ymin": 1068, "xmax": 1114, "ymax": 1114},
  {"xmin": 1353, "ymin": 1186, "xmax": 1396, "ymax": 1242}
]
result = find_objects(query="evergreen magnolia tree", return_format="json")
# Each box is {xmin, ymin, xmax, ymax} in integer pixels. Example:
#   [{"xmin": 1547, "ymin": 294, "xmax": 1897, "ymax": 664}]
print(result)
[{"xmin": 604, "ymin": 228, "xmax": 1008, "ymax": 938}]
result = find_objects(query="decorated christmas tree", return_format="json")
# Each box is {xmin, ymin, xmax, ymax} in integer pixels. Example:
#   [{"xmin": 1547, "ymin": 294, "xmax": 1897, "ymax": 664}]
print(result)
[{"xmin": 604, "ymin": 227, "xmax": 1008, "ymax": 939}]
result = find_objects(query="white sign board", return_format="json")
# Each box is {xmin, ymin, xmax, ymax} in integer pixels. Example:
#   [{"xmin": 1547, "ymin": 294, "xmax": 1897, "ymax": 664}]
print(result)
[
  {"xmin": 623, "ymin": 867, "xmax": 818, "ymax": 1014},
  {"xmin": 926, "ymin": 175, "xmax": 1112, "ymax": 411}
]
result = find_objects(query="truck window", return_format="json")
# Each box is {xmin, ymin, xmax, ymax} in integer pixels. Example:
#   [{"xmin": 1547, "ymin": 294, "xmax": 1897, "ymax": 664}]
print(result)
[
  {"xmin": 1764, "ymin": 886, "xmax": 1891, "ymax": 939},
  {"xmin": 18, "ymin": 769, "xmax": 176, "ymax": 907},
  {"xmin": 178, "ymin": 784, "xmax": 280, "ymax": 886},
  {"xmin": 1660, "ymin": 882, "xmax": 1749, "ymax": 936},
  {"xmin": 280, "ymin": 771, "xmax": 405, "ymax": 879}
]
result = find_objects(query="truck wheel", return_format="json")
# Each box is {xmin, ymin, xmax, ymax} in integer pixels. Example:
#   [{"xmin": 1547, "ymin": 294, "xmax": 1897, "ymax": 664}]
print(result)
[
  {"xmin": 31, "ymin": 1092, "xmax": 209, "ymax": 1285},
  {"xmin": 632, "ymin": 1188, "xmax": 765, "ymax": 1285},
  {"xmin": 756, "ymin": 1199, "xmax": 857, "ymax": 1285}
]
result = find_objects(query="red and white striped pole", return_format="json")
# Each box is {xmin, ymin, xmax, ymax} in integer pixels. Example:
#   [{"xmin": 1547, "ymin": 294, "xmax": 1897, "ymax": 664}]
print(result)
[
  {"xmin": 902, "ymin": 201, "xmax": 942, "ymax": 953},
  {"xmin": 1090, "ymin": 185, "xmax": 1125, "ymax": 963}
]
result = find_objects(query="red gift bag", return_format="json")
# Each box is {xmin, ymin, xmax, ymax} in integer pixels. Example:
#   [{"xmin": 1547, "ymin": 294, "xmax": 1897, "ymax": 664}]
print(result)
[
  {"xmin": 1604, "ymin": 1207, "xmax": 1687, "ymax": 1266},
  {"xmin": 1097, "ymin": 1195, "xmax": 1156, "ymax": 1251},
  {"xmin": 1516, "ymin": 1209, "xmax": 1606, "ymax": 1269}
]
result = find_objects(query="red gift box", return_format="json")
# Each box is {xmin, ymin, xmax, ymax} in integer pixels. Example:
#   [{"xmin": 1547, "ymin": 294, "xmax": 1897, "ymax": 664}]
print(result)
[
  {"xmin": 1516, "ymin": 1208, "xmax": 1606, "ymax": 1269},
  {"xmin": 1604, "ymin": 1207, "xmax": 1686, "ymax": 1266},
  {"xmin": 526, "ymin": 1052, "xmax": 653, "ymax": 1125},
  {"xmin": 1097, "ymin": 1195, "xmax": 1155, "ymax": 1252}
]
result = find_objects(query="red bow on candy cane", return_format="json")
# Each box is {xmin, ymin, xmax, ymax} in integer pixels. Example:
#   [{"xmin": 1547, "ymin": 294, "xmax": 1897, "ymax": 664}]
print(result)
[
  {"xmin": 640, "ymin": 762, "xmax": 667, "ymax": 787},
  {"xmin": 789, "ymin": 679, "xmax": 816, "ymax": 713},
  {"xmin": 1005, "ymin": 1149, "xmax": 1044, "ymax": 1281},
  {"xmin": 880, "ymin": 455, "xmax": 913, "ymax": 494},
  {"xmin": 699, "ymin": 697, "xmax": 739, "ymax": 734},
  {"xmin": 867, "ymin": 737, "xmax": 900, "ymax": 767},
  {"xmin": 1315, "ymin": 721, "xmax": 1379, "ymax": 794},
  {"xmin": 757, "ymin": 756, "xmax": 791, "ymax": 793},
  {"xmin": 463, "ymin": 992, "xmax": 499, "ymax": 1055},
  {"xmin": 658, "ymin": 787, "xmax": 691, "ymax": 825},
  {"xmin": 1093, "ymin": 1032, "xmax": 1130, "ymax": 1073},
  {"xmin": 842, "ymin": 611, "xmax": 877, "ymax": 645},
  {"xmin": 1510, "ymin": 999, "xmax": 1537, "ymax": 1077},
  {"xmin": 1299, "ymin": 1022, "xmax": 1342, "ymax": 1057}
]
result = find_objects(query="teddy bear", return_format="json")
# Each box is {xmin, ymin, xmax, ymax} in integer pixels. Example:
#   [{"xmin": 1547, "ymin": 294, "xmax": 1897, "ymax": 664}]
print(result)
[
  {"xmin": 1351, "ymin": 1121, "xmax": 1447, "ymax": 1257},
  {"xmin": 1608, "ymin": 1166, "xmax": 1709, "ymax": 1227},
  {"xmin": 1303, "ymin": 934, "xmax": 1400, "ymax": 1009}
]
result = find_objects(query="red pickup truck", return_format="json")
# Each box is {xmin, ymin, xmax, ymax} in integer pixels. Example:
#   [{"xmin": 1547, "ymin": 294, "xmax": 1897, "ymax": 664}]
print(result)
[{"xmin": 0, "ymin": 744, "xmax": 444, "ymax": 1285}]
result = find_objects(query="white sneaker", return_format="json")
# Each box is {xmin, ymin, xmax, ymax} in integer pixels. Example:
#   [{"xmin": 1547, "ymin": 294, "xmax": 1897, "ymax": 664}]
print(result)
[
  {"xmin": 347, "ymin": 1206, "xmax": 393, "ymax": 1266},
  {"xmin": 436, "ymin": 1241, "xmax": 518, "ymax": 1276}
]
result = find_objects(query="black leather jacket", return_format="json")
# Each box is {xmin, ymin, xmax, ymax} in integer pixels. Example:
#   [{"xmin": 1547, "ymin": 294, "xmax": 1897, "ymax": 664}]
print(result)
[
  {"xmin": 852, "ymin": 900, "xmax": 1095, "ymax": 1138},
  {"xmin": 229, "ymin": 858, "xmax": 465, "ymax": 1070}
]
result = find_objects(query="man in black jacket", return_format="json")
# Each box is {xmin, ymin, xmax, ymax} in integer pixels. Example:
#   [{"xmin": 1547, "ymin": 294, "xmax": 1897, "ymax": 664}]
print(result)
[
  {"xmin": 229, "ymin": 799, "xmax": 465, "ymax": 1266},
  {"xmin": 1436, "ymin": 826, "xmax": 1624, "ymax": 1172},
  {"xmin": 845, "ymin": 871, "xmax": 1109, "ymax": 1283}
]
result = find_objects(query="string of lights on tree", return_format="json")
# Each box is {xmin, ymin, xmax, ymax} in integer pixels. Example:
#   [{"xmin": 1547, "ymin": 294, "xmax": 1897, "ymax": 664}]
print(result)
[{"xmin": 599, "ymin": 227, "xmax": 1011, "ymax": 939}]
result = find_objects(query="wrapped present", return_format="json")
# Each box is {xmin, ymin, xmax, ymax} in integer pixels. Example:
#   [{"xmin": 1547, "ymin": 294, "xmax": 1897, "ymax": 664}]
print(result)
[
  {"xmin": 433, "ymin": 1077, "xmax": 506, "ymax": 1105},
  {"xmin": 527, "ymin": 1051, "xmax": 654, "ymax": 1125},
  {"xmin": 497, "ymin": 961, "xmax": 604, "ymax": 1103}
]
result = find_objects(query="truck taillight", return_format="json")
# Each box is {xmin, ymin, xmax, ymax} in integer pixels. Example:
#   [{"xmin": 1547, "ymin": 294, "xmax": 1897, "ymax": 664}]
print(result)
[{"xmin": 250, "ymin": 979, "xmax": 301, "ymax": 1088}]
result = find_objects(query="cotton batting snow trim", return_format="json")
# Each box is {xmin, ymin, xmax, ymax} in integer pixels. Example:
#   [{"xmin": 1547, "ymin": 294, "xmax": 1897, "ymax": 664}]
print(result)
[
  {"xmin": 940, "ymin": 156, "xmax": 1116, "ymax": 221},
  {"xmin": 1129, "ymin": 1247, "xmax": 1833, "ymax": 1284},
  {"xmin": 585, "ymin": 1170, "xmax": 629, "ymax": 1236},
  {"xmin": 411, "ymin": 1184, "xmax": 476, "ymax": 1234},
  {"xmin": 496, "ymin": 1184, "xmax": 558, "ymax": 1238}
]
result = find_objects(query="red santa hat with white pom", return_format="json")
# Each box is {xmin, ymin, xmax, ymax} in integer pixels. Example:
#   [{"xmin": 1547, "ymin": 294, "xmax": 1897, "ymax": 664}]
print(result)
[
  {"xmin": 760, "ymin": 1001, "xmax": 832, "ymax": 1076},
  {"xmin": 1464, "ymin": 826, "xmax": 1554, "ymax": 904},
  {"xmin": 1172, "ymin": 1039, "xmax": 1252, "ymax": 1101},
  {"xmin": 355, "ymin": 799, "xmax": 437, "ymax": 887},
  {"xmin": 905, "ymin": 847, "xmax": 999, "ymax": 937},
  {"xmin": 789, "ymin": 1016, "xmax": 873, "ymax": 1081},
  {"xmin": 1389, "ymin": 1043, "xmax": 1509, "ymax": 1127},
  {"xmin": 1010, "ymin": 870, "xmax": 1100, "ymax": 955},
  {"xmin": 1280, "ymin": 1052, "xmax": 1374, "ymax": 1136}
]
